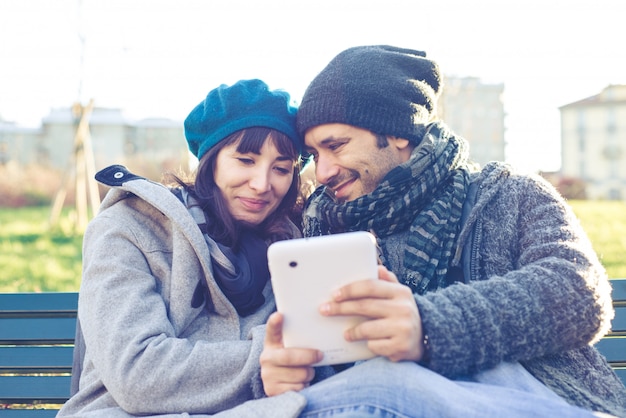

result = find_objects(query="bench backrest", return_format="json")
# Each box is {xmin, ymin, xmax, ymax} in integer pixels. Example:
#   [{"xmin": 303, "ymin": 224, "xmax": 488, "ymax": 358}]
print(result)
[
  {"xmin": 0, "ymin": 292, "xmax": 77, "ymax": 417},
  {"xmin": 1, "ymin": 279, "xmax": 625, "ymax": 415},
  {"xmin": 596, "ymin": 278, "xmax": 626, "ymax": 384}
]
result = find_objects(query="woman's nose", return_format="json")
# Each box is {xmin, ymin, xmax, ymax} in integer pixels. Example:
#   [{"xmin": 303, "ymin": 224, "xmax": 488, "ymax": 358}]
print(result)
[{"xmin": 249, "ymin": 169, "xmax": 271, "ymax": 192}]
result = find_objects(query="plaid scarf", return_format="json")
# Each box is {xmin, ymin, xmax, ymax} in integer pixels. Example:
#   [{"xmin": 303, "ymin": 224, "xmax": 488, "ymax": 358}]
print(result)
[{"xmin": 303, "ymin": 122, "xmax": 471, "ymax": 294}]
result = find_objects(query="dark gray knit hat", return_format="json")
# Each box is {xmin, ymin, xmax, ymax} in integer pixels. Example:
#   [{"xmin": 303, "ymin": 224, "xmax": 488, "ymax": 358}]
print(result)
[{"xmin": 297, "ymin": 45, "xmax": 442, "ymax": 143}]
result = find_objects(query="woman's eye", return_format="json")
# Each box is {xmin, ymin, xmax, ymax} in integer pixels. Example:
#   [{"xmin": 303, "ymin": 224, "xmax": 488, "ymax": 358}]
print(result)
[
  {"xmin": 237, "ymin": 157, "xmax": 254, "ymax": 165},
  {"xmin": 274, "ymin": 166, "xmax": 291, "ymax": 175}
]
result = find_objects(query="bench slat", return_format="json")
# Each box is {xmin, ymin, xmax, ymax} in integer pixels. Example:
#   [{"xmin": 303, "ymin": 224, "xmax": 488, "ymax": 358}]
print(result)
[
  {"xmin": 614, "ymin": 368, "xmax": 626, "ymax": 387},
  {"xmin": 611, "ymin": 279, "xmax": 626, "ymax": 303},
  {"xmin": 0, "ymin": 292, "xmax": 78, "ymax": 314},
  {"xmin": 595, "ymin": 336, "xmax": 626, "ymax": 363},
  {"xmin": 0, "ymin": 317, "xmax": 77, "ymax": 345},
  {"xmin": 0, "ymin": 375, "xmax": 71, "ymax": 403},
  {"xmin": 0, "ymin": 409, "xmax": 60, "ymax": 418},
  {"xmin": 0, "ymin": 346, "xmax": 74, "ymax": 373},
  {"xmin": 611, "ymin": 305, "xmax": 626, "ymax": 334}
]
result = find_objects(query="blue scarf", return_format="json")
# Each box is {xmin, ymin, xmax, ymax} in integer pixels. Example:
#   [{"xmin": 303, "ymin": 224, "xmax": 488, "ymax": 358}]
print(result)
[
  {"xmin": 209, "ymin": 228, "xmax": 269, "ymax": 316},
  {"xmin": 174, "ymin": 189, "xmax": 269, "ymax": 316}
]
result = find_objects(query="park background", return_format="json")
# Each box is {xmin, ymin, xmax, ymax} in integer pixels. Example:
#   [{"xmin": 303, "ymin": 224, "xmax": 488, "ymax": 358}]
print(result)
[
  {"xmin": 1, "ymin": 0, "xmax": 625, "ymax": 291},
  {"xmin": 2, "ymin": 200, "xmax": 625, "ymax": 293}
]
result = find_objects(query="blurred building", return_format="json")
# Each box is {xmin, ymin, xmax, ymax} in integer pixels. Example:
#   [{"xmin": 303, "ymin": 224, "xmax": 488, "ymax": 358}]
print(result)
[
  {"xmin": 438, "ymin": 76, "xmax": 506, "ymax": 167},
  {"xmin": 0, "ymin": 121, "xmax": 40, "ymax": 166},
  {"xmin": 0, "ymin": 106, "xmax": 189, "ymax": 180},
  {"xmin": 2, "ymin": 80, "xmax": 508, "ymax": 178},
  {"xmin": 560, "ymin": 85, "xmax": 626, "ymax": 200}
]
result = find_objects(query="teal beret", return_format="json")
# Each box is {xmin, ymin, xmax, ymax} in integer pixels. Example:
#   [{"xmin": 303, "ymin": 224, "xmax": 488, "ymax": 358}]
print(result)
[{"xmin": 184, "ymin": 79, "xmax": 301, "ymax": 160}]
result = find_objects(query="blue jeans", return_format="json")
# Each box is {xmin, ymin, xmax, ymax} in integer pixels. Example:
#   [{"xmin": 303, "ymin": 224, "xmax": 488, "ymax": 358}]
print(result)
[{"xmin": 299, "ymin": 357, "xmax": 605, "ymax": 417}]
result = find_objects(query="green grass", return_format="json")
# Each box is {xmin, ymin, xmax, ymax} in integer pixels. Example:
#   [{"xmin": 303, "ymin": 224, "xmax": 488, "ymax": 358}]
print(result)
[
  {"xmin": 0, "ymin": 207, "xmax": 83, "ymax": 292},
  {"xmin": 0, "ymin": 201, "xmax": 625, "ymax": 292},
  {"xmin": 568, "ymin": 200, "xmax": 626, "ymax": 279}
]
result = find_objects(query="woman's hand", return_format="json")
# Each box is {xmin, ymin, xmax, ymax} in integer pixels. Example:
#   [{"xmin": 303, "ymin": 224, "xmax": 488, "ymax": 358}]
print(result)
[
  {"xmin": 260, "ymin": 312, "xmax": 322, "ymax": 396},
  {"xmin": 319, "ymin": 265, "xmax": 426, "ymax": 362}
]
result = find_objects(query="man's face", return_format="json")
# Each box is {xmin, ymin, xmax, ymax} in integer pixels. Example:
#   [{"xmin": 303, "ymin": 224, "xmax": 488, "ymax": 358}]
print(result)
[{"xmin": 304, "ymin": 123, "xmax": 411, "ymax": 202}]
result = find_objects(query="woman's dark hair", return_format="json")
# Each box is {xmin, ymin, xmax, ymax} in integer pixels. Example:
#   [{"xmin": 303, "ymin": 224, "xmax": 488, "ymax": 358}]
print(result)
[{"xmin": 173, "ymin": 127, "xmax": 302, "ymax": 248}]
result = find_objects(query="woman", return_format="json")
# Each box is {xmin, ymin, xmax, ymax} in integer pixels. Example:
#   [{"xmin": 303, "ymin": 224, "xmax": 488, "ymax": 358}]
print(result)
[{"xmin": 58, "ymin": 79, "xmax": 311, "ymax": 417}]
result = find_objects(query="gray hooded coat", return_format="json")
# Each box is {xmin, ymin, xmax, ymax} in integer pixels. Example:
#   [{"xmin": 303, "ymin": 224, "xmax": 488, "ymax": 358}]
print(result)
[{"xmin": 57, "ymin": 166, "xmax": 309, "ymax": 417}]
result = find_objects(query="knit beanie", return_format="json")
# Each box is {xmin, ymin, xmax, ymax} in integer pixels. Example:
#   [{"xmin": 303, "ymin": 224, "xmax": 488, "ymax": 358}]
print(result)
[
  {"xmin": 185, "ymin": 79, "xmax": 301, "ymax": 160},
  {"xmin": 297, "ymin": 45, "xmax": 442, "ymax": 143}
]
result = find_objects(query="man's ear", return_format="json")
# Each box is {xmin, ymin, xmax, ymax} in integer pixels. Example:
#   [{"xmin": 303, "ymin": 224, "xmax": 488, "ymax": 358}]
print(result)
[
  {"xmin": 388, "ymin": 136, "xmax": 411, "ymax": 151},
  {"xmin": 388, "ymin": 136, "xmax": 413, "ymax": 163}
]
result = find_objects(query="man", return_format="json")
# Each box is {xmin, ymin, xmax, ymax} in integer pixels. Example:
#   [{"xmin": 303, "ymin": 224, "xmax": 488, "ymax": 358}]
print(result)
[{"xmin": 261, "ymin": 45, "xmax": 626, "ymax": 417}]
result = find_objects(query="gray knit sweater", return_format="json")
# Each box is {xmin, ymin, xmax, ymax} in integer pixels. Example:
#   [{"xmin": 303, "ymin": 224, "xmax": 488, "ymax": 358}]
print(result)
[{"xmin": 384, "ymin": 162, "xmax": 625, "ymax": 416}]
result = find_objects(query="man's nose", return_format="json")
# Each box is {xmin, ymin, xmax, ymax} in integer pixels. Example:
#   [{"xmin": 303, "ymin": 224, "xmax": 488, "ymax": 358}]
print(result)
[{"xmin": 314, "ymin": 155, "xmax": 339, "ymax": 185}]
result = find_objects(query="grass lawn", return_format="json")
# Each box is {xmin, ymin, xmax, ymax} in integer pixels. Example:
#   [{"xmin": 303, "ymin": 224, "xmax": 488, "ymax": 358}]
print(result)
[
  {"xmin": 568, "ymin": 200, "xmax": 626, "ymax": 279},
  {"xmin": 0, "ymin": 206, "xmax": 83, "ymax": 292},
  {"xmin": 0, "ymin": 201, "xmax": 625, "ymax": 292}
]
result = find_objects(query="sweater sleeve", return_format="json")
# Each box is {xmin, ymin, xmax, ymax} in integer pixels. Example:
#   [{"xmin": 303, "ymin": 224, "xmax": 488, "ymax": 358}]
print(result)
[
  {"xmin": 415, "ymin": 172, "xmax": 613, "ymax": 378},
  {"xmin": 78, "ymin": 202, "xmax": 269, "ymax": 415}
]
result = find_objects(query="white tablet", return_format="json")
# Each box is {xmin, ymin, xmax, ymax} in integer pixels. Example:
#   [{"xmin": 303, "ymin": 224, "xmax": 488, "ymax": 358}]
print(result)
[{"xmin": 267, "ymin": 231, "xmax": 379, "ymax": 365}]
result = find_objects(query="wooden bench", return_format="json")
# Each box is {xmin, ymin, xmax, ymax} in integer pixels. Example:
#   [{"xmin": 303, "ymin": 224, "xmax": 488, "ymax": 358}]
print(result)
[
  {"xmin": 0, "ymin": 292, "xmax": 77, "ymax": 417},
  {"xmin": 597, "ymin": 278, "xmax": 626, "ymax": 385},
  {"xmin": 1, "ymin": 279, "xmax": 625, "ymax": 415}
]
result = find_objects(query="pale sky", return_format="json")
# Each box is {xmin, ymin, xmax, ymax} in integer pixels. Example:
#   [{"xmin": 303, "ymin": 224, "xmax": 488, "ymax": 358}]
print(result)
[{"xmin": 1, "ymin": 0, "xmax": 624, "ymax": 172}]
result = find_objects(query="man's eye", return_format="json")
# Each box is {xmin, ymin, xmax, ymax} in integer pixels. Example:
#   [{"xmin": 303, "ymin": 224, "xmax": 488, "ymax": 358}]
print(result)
[{"xmin": 328, "ymin": 142, "xmax": 344, "ymax": 151}]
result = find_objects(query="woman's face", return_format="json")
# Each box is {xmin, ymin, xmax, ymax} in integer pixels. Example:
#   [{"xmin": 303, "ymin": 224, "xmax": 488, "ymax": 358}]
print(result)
[{"xmin": 214, "ymin": 137, "xmax": 296, "ymax": 225}]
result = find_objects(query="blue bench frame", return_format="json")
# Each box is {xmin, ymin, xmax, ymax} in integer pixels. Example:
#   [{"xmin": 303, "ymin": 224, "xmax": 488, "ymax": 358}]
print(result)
[
  {"xmin": 0, "ymin": 292, "xmax": 77, "ymax": 417},
  {"xmin": 1, "ymin": 279, "xmax": 625, "ymax": 415},
  {"xmin": 597, "ymin": 278, "xmax": 626, "ymax": 383}
]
